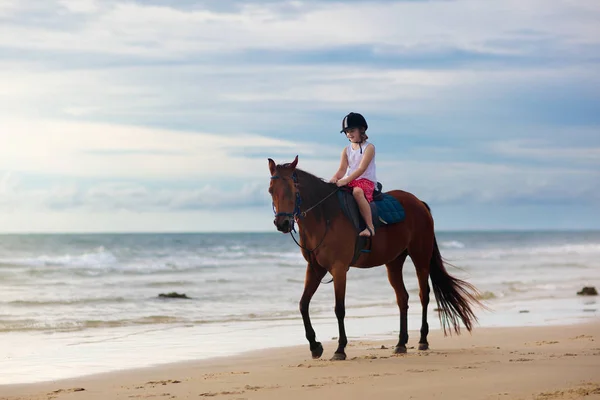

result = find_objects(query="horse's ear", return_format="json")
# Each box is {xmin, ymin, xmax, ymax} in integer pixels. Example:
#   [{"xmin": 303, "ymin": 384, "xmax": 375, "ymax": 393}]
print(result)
[
  {"xmin": 289, "ymin": 155, "xmax": 298, "ymax": 170},
  {"xmin": 268, "ymin": 158, "xmax": 277, "ymax": 175}
]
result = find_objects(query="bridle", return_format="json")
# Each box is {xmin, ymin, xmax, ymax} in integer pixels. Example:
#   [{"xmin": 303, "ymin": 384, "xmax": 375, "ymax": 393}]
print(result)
[
  {"xmin": 271, "ymin": 170, "xmax": 340, "ymax": 252},
  {"xmin": 271, "ymin": 171, "xmax": 303, "ymax": 221}
]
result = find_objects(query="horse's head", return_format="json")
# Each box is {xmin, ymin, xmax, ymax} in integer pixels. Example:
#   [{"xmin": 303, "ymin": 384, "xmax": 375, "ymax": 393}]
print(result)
[{"xmin": 268, "ymin": 155, "xmax": 300, "ymax": 233}]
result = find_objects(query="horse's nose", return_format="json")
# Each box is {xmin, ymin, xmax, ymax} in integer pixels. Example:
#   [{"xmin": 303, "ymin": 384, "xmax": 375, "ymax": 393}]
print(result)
[{"xmin": 275, "ymin": 219, "xmax": 290, "ymax": 233}]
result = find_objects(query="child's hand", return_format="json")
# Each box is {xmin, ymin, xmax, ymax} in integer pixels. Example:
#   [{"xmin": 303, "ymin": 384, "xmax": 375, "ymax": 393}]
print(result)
[
  {"xmin": 329, "ymin": 177, "xmax": 339, "ymax": 183},
  {"xmin": 336, "ymin": 178, "xmax": 349, "ymax": 187}
]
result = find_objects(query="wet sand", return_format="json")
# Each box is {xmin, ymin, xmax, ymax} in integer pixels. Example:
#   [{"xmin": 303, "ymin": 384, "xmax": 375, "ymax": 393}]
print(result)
[{"xmin": 2, "ymin": 320, "xmax": 599, "ymax": 400}]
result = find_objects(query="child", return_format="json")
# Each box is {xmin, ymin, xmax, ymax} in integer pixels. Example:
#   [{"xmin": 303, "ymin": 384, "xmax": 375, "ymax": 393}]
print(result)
[{"xmin": 329, "ymin": 112, "xmax": 377, "ymax": 237}]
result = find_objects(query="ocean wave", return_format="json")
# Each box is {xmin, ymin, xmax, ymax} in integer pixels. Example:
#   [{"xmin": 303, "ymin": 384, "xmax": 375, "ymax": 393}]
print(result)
[
  {"xmin": 141, "ymin": 278, "xmax": 235, "ymax": 289},
  {"xmin": 440, "ymin": 240, "xmax": 466, "ymax": 249},
  {"xmin": 344, "ymin": 301, "xmax": 397, "ymax": 310},
  {"xmin": 6, "ymin": 297, "xmax": 129, "ymax": 307},
  {"xmin": 476, "ymin": 243, "xmax": 600, "ymax": 259},
  {"xmin": 0, "ymin": 247, "xmax": 118, "ymax": 268},
  {"xmin": 0, "ymin": 304, "xmax": 338, "ymax": 333},
  {"xmin": 144, "ymin": 281, "xmax": 200, "ymax": 288},
  {"xmin": 5, "ymin": 255, "xmax": 301, "ymax": 278},
  {"xmin": 205, "ymin": 278, "xmax": 234, "ymax": 284},
  {"xmin": 475, "ymin": 291, "xmax": 497, "ymax": 300},
  {"xmin": 0, "ymin": 315, "xmax": 180, "ymax": 333}
]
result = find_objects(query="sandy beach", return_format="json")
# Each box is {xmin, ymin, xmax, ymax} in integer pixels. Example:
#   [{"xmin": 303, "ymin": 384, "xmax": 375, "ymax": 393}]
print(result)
[{"xmin": 2, "ymin": 320, "xmax": 599, "ymax": 400}]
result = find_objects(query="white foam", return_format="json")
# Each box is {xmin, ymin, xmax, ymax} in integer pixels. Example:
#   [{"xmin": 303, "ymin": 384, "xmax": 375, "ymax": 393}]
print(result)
[
  {"xmin": 440, "ymin": 240, "xmax": 466, "ymax": 249},
  {"xmin": 0, "ymin": 247, "xmax": 118, "ymax": 268},
  {"xmin": 476, "ymin": 243, "xmax": 600, "ymax": 259}
]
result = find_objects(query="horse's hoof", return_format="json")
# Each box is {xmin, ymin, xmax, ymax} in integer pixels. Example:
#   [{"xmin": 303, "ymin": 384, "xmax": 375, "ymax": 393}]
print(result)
[
  {"xmin": 311, "ymin": 342, "xmax": 324, "ymax": 359},
  {"xmin": 330, "ymin": 352, "xmax": 346, "ymax": 361},
  {"xmin": 418, "ymin": 343, "xmax": 429, "ymax": 351},
  {"xmin": 394, "ymin": 345, "xmax": 407, "ymax": 354}
]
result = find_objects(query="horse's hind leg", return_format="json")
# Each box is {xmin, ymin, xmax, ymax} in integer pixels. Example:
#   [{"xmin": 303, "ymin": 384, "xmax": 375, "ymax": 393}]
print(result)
[
  {"xmin": 300, "ymin": 262, "xmax": 327, "ymax": 359},
  {"xmin": 408, "ymin": 247, "xmax": 432, "ymax": 351},
  {"xmin": 385, "ymin": 250, "xmax": 409, "ymax": 354}
]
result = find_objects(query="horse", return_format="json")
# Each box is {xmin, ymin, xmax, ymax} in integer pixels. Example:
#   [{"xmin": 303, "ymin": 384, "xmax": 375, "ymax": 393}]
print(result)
[{"xmin": 268, "ymin": 155, "xmax": 483, "ymax": 361}]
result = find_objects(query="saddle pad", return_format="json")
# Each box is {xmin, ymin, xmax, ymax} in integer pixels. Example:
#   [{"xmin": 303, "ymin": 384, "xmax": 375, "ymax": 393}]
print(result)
[
  {"xmin": 337, "ymin": 190, "xmax": 405, "ymax": 231},
  {"xmin": 374, "ymin": 193, "xmax": 405, "ymax": 224}
]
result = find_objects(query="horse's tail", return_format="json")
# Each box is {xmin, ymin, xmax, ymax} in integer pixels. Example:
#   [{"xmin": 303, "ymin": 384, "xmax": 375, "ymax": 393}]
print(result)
[{"xmin": 423, "ymin": 202, "xmax": 482, "ymax": 336}]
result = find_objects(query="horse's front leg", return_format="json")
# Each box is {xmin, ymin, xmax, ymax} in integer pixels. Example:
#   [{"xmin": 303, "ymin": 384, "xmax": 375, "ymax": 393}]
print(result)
[
  {"xmin": 299, "ymin": 262, "xmax": 327, "ymax": 359},
  {"xmin": 331, "ymin": 264, "xmax": 348, "ymax": 360}
]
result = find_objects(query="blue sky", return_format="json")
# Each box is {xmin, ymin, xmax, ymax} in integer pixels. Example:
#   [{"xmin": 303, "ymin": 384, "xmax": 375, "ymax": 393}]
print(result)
[{"xmin": 0, "ymin": 0, "xmax": 599, "ymax": 232}]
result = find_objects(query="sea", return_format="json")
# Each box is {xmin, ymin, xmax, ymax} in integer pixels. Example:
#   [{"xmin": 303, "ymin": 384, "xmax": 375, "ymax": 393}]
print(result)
[{"xmin": 0, "ymin": 231, "xmax": 598, "ymax": 385}]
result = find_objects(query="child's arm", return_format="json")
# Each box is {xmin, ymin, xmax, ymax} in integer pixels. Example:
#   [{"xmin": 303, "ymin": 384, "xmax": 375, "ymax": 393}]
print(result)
[
  {"xmin": 337, "ymin": 144, "xmax": 374, "ymax": 185},
  {"xmin": 329, "ymin": 148, "xmax": 348, "ymax": 183}
]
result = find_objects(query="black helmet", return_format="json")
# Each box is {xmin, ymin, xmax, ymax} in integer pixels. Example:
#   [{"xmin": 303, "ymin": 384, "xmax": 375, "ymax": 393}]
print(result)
[{"xmin": 340, "ymin": 112, "xmax": 368, "ymax": 133}]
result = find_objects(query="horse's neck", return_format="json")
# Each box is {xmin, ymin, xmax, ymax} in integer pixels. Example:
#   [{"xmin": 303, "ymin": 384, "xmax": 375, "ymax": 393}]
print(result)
[
  {"xmin": 297, "ymin": 207, "xmax": 330, "ymax": 250},
  {"xmin": 296, "ymin": 212, "xmax": 322, "ymax": 235},
  {"xmin": 295, "ymin": 171, "xmax": 337, "ymax": 237}
]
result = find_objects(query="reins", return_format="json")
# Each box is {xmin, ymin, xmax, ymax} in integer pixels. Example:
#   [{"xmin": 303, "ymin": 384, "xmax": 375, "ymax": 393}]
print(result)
[{"xmin": 271, "ymin": 171, "xmax": 340, "ymax": 253}]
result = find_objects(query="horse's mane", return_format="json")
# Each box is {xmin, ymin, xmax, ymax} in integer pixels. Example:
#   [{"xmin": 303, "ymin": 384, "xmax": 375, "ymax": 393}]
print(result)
[{"xmin": 294, "ymin": 168, "xmax": 342, "ymax": 223}]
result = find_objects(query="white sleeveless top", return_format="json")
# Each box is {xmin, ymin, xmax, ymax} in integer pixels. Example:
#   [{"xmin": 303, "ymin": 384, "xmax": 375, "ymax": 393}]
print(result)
[{"xmin": 345, "ymin": 141, "xmax": 377, "ymax": 184}]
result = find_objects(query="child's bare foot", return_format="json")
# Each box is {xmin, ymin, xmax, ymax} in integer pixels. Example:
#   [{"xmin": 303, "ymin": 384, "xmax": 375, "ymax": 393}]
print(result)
[{"xmin": 359, "ymin": 226, "xmax": 374, "ymax": 237}]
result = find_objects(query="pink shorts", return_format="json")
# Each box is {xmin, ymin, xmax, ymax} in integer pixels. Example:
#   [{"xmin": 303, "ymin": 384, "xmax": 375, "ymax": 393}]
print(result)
[{"xmin": 347, "ymin": 178, "xmax": 375, "ymax": 202}]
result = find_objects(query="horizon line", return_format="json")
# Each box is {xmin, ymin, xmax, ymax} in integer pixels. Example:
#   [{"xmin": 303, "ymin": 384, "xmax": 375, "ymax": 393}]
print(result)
[{"xmin": 0, "ymin": 228, "xmax": 599, "ymax": 235}]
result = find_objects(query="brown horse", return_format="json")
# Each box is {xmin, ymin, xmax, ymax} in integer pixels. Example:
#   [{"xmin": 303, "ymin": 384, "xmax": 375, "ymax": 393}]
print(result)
[{"xmin": 268, "ymin": 155, "xmax": 483, "ymax": 361}]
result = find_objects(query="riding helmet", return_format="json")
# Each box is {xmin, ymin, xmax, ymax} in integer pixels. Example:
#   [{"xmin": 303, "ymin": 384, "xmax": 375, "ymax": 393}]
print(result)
[{"xmin": 340, "ymin": 112, "xmax": 368, "ymax": 133}]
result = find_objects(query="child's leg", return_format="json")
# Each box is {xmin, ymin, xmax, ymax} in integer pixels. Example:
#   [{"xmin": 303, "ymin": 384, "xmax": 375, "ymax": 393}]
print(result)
[{"xmin": 352, "ymin": 187, "xmax": 375, "ymax": 237}]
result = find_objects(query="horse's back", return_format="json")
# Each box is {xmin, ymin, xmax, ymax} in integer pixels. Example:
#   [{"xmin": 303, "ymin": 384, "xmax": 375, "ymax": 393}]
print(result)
[{"xmin": 385, "ymin": 189, "xmax": 434, "ymax": 229}]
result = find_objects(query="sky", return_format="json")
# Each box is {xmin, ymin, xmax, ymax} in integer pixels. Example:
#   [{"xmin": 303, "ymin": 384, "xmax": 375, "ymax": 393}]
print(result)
[{"xmin": 0, "ymin": 0, "xmax": 599, "ymax": 233}]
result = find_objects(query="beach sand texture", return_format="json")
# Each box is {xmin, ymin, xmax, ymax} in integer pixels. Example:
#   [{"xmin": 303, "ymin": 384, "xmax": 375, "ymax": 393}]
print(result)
[{"xmin": 3, "ymin": 321, "xmax": 599, "ymax": 400}]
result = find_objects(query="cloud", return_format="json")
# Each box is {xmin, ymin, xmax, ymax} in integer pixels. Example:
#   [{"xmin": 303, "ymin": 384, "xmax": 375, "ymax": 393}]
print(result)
[
  {"xmin": 57, "ymin": 0, "xmax": 100, "ymax": 14},
  {"xmin": 0, "ymin": 172, "xmax": 272, "ymax": 212},
  {"xmin": 0, "ymin": 0, "xmax": 599, "ymax": 231},
  {"xmin": 1, "ymin": 155, "xmax": 598, "ymax": 215},
  {"xmin": 376, "ymin": 159, "xmax": 600, "ymax": 206},
  {"xmin": 2, "ymin": 56, "xmax": 597, "ymax": 142},
  {"xmin": 489, "ymin": 139, "xmax": 600, "ymax": 166},
  {"xmin": 1, "ymin": 1, "xmax": 598, "ymax": 138},
  {"xmin": 0, "ymin": 119, "xmax": 325, "ymax": 179},
  {"xmin": 1, "ymin": 0, "xmax": 599, "ymax": 58}
]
